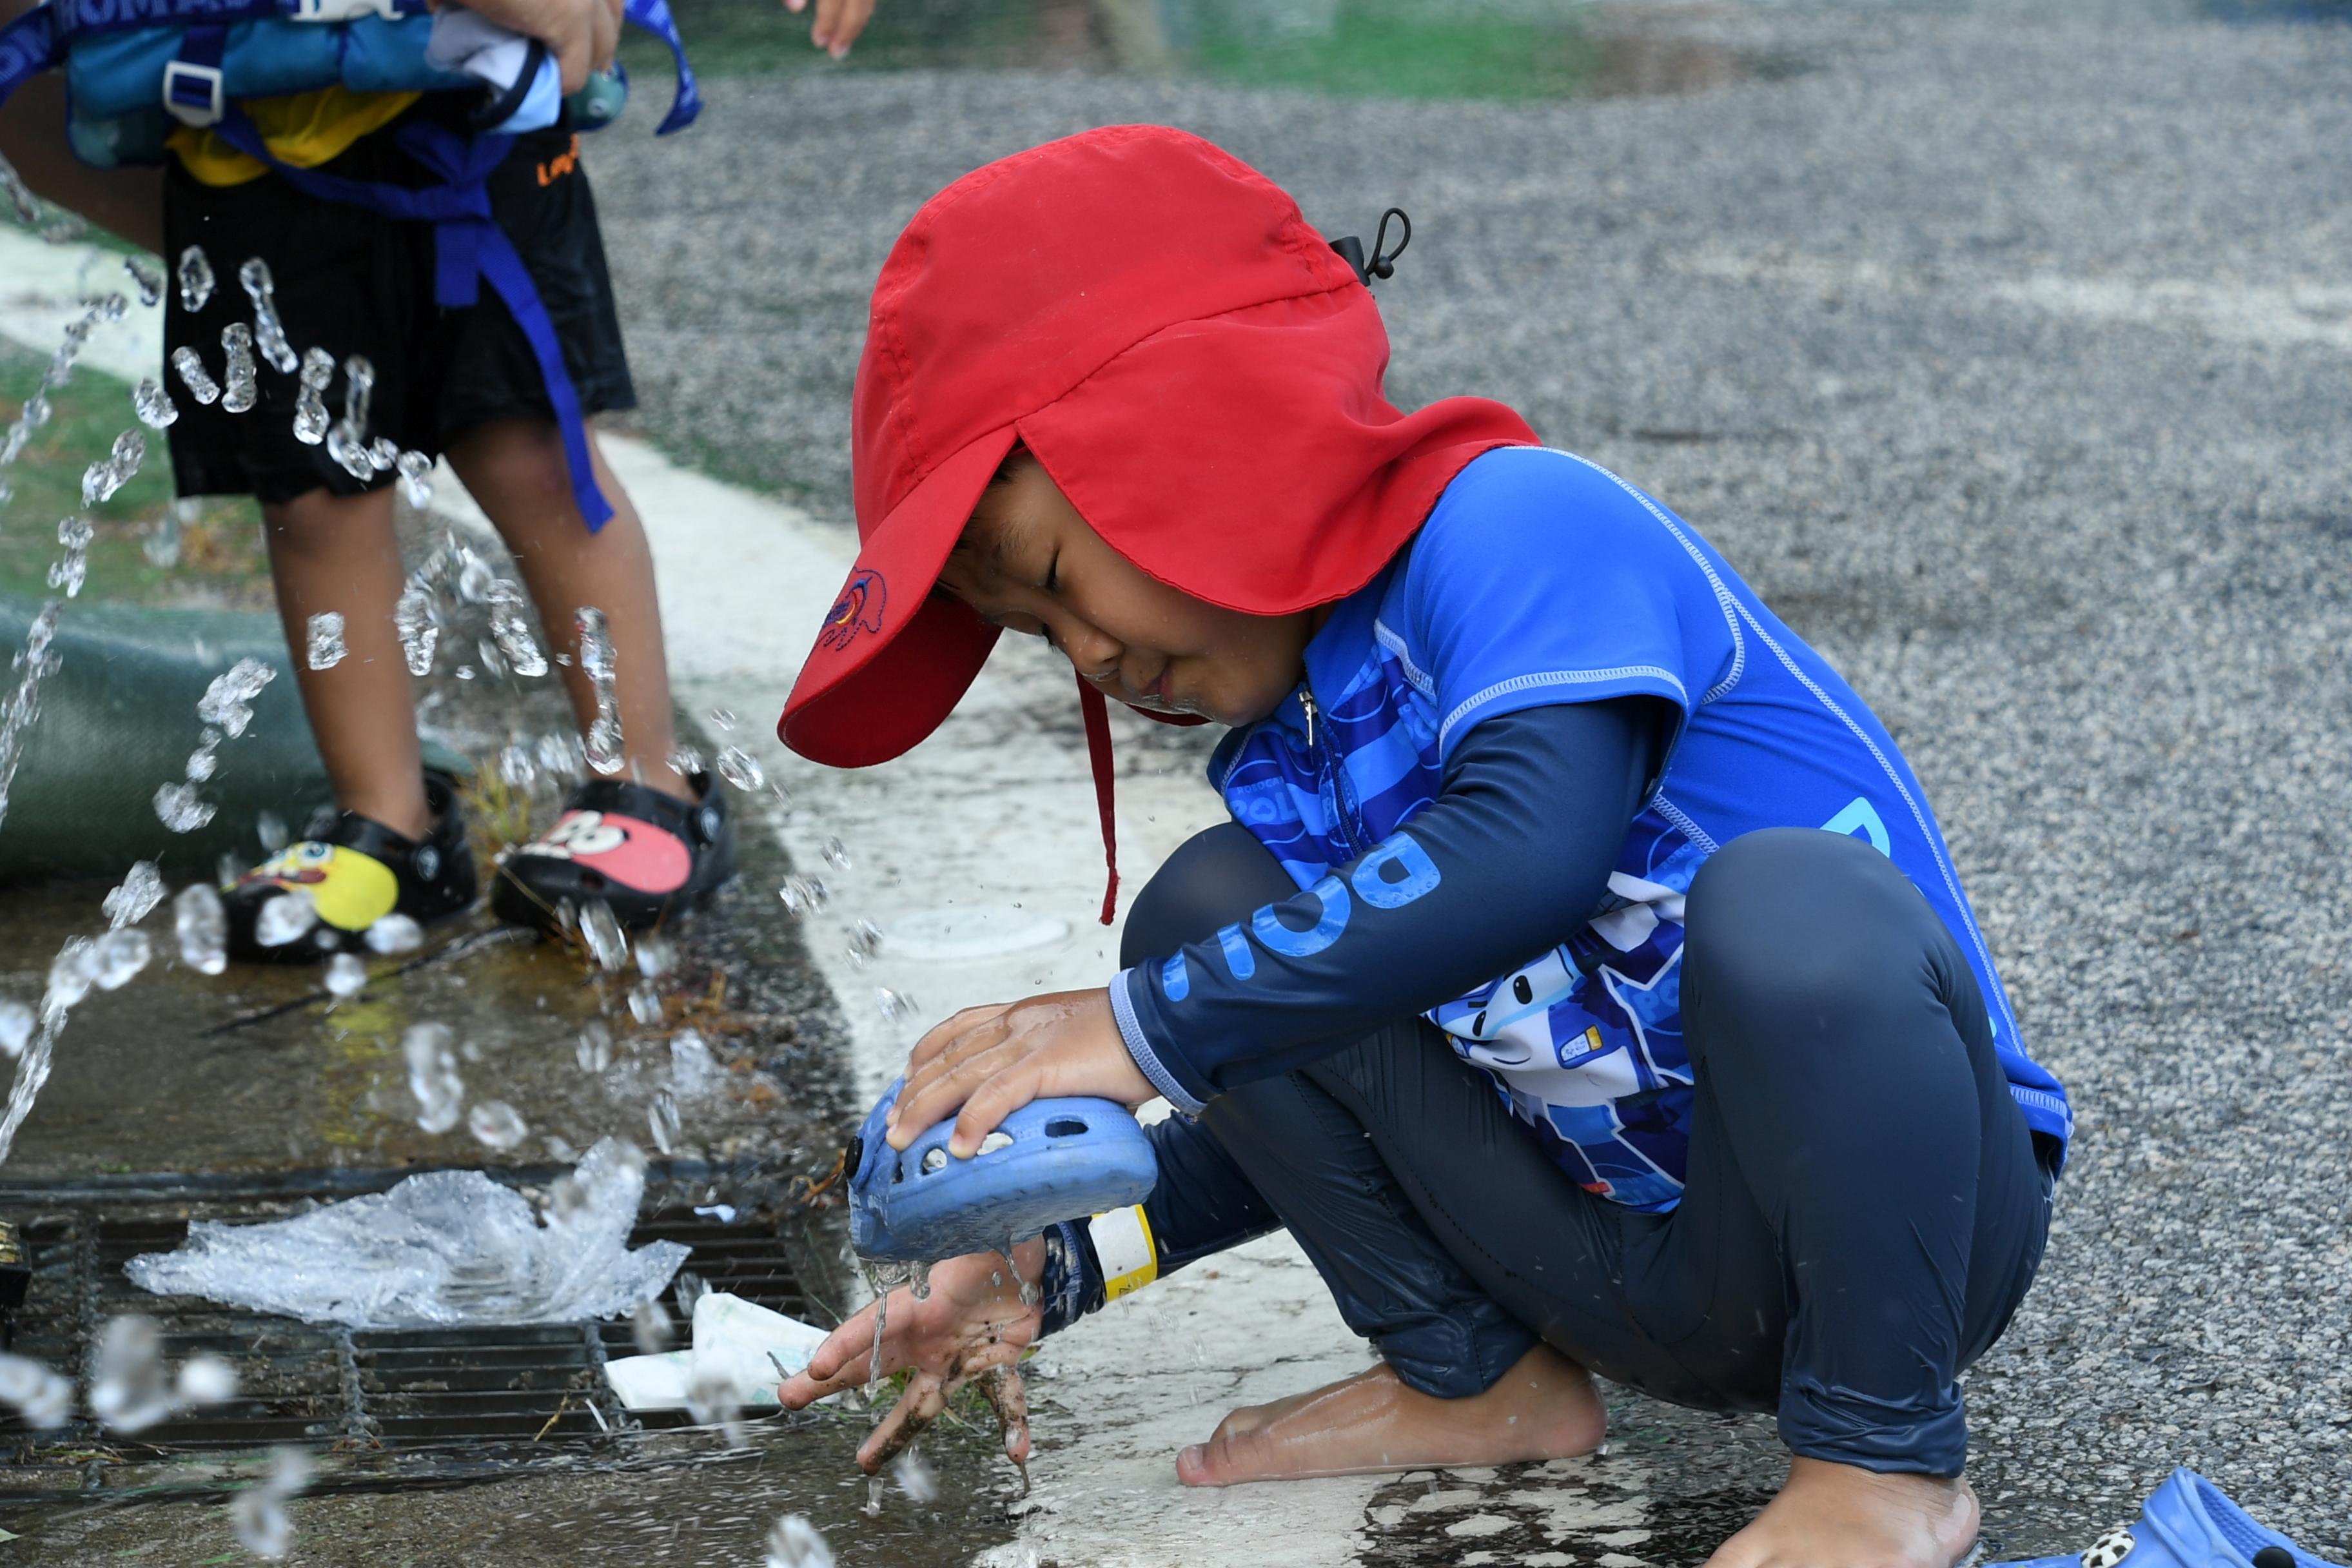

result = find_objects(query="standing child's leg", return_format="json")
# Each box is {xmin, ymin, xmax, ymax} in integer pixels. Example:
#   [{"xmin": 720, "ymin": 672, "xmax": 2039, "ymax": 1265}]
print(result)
[
  {"xmin": 446, "ymin": 418, "xmax": 688, "ymax": 800},
  {"xmin": 260, "ymin": 488, "xmax": 428, "ymax": 837}
]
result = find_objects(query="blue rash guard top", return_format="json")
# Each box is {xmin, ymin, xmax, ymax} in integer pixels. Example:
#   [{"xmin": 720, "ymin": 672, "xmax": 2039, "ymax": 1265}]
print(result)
[{"xmin": 1110, "ymin": 445, "xmax": 2072, "ymax": 1213}]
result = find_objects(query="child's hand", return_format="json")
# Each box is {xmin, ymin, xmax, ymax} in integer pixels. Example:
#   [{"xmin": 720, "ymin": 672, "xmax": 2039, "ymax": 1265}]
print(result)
[
  {"xmin": 781, "ymin": 0, "xmax": 876, "ymax": 59},
  {"xmin": 885, "ymin": 989, "xmax": 1154, "ymax": 1155},
  {"xmin": 777, "ymin": 1240, "xmax": 1044, "ymax": 1472}
]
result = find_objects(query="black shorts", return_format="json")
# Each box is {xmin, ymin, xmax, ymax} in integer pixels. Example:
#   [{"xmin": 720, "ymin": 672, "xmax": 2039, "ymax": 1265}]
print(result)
[{"xmin": 161, "ymin": 103, "xmax": 636, "ymax": 505}]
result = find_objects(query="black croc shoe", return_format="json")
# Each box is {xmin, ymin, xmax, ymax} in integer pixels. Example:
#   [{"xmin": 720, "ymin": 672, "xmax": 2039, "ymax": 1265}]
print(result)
[
  {"xmin": 222, "ymin": 770, "xmax": 479, "ymax": 963},
  {"xmin": 491, "ymin": 771, "xmax": 736, "ymax": 933}
]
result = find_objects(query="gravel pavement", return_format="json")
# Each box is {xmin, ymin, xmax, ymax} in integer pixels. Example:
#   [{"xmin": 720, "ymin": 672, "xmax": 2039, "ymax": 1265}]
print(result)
[{"xmin": 585, "ymin": 3, "xmax": 2352, "ymax": 1554}]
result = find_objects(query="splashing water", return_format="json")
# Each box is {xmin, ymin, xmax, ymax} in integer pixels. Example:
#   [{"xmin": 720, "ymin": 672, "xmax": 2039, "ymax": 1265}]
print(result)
[
  {"xmin": 145, "ymin": 500, "xmax": 190, "ymax": 567},
  {"xmin": 0, "ymin": 1003, "xmax": 30, "ymax": 1060},
  {"xmin": 468, "ymin": 1099, "xmax": 529, "ymax": 1150},
  {"xmin": 396, "ymin": 449, "xmax": 433, "ymax": 509},
  {"xmin": 713, "ymin": 745, "xmax": 765, "ymax": 792},
  {"xmin": 776, "ymin": 876, "xmax": 829, "ymax": 917},
  {"xmin": 627, "ymin": 983, "xmax": 663, "ymax": 1026},
  {"xmin": 88, "ymin": 928, "xmax": 150, "ymax": 990},
  {"xmin": 820, "ymin": 837, "xmax": 852, "ymax": 872},
  {"xmin": 81, "ymin": 429, "xmax": 144, "ymax": 508},
  {"xmin": 324, "ymin": 953, "xmax": 367, "ymax": 999},
  {"xmin": 487, "ymin": 580, "xmax": 549, "ymax": 677},
  {"xmin": 103, "ymin": 861, "xmax": 165, "ymax": 929},
  {"xmin": 576, "ymin": 1020, "xmax": 614, "ymax": 1073},
  {"xmin": 132, "ymin": 377, "xmax": 179, "ymax": 430},
  {"xmin": 198, "ymin": 658, "xmax": 275, "ymax": 738},
  {"xmin": 394, "ymin": 580, "xmax": 440, "ymax": 676},
  {"xmin": 707, "ymin": 707, "xmax": 736, "ymax": 730},
  {"xmin": 368, "ymin": 436, "xmax": 398, "ymax": 472},
  {"xmin": 293, "ymin": 346, "xmax": 333, "ymax": 444},
  {"xmin": 578, "ymin": 898, "xmax": 627, "ymax": 972},
  {"xmin": 647, "ymin": 1087, "xmax": 680, "ymax": 1154},
  {"xmin": 665, "ymin": 744, "xmax": 704, "ymax": 777},
  {"xmin": 631, "ymin": 1296, "xmax": 674, "ymax": 1354},
  {"xmin": 893, "ymin": 1448, "xmax": 939, "ymax": 1504},
  {"xmin": 175, "ymin": 884, "xmax": 228, "ymax": 975},
  {"xmin": 876, "ymin": 987, "xmax": 916, "ymax": 1024},
  {"xmin": 0, "ymin": 1353, "xmax": 72, "ymax": 1429},
  {"xmin": 153, "ymin": 781, "xmax": 216, "ymax": 834},
  {"xmin": 170, "ymin": 346, "xmax": 220, "ymax": 406},
  {"xmin": 364, "ymin": 913, "xmax": 423, "ymax": 956},
  {"xmin": 764, "ymin": 1514, "xmax": 836, "ymax": 1568},
  {"xmin": 253, "ymin": 887, "xmax": 317, "ymax": 948},
  {"xmin": 256, "ymin": 808, "xmax": 288, "ymax": 852},
  {"xmin": 669, "ymin": 1030, "xmax": 719, "ymax": 1095},
  {"xmin": 634, "ymin": 932, "xmax": 675, "ymax": 978},
  {"xmin": 48, "ymin": 517, "xmax": 93, "ymax": 598},
  {"xmin": 0, "ymin": 603, "xmax": 64, "ymax": 834},
  {"xmin": 219, "ymin": 322, "xmax": 257, "ymax": 414},
  {"xmin": 124, "ymin": 254, "xmax": 164, "ymax": 308},
  {"xmin": 176, "ymin": 245, "xmax": 215, "ymax": 313},
  {"xmin": 304, "ymin": 610, "xmax": 347, "ymax": 672},
  {"xmin": 845, "ymin": 918, "xmax": 883, "ymax": 968},
  {"xmin": 237, "ymin": 258, "xmax": 300, "ymax": 375},
  {"xmin": 404, "ymin": 1023, "xmax": 465, "ymax": 1134},
  {"xmin": 574, "ymin": 606, "xmax": 623, "ymax": 774},
  {"xmin": 326, "ymin": 355, "xmax": 375, "ymax": 480},
  {"xmin": 229, "ymin": 1447, "xmax": 312, "ymax": 1560}
]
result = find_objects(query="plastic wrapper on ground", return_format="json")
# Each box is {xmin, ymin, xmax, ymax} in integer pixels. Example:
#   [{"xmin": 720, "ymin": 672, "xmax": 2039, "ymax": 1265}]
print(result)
[{"xmin": 122, "ymin": 1139, "xmax": 688, "ymax": 1328}]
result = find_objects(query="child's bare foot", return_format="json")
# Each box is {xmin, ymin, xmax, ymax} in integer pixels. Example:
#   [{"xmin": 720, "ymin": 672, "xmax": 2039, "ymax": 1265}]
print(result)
[
  {"xmin": 1705, "ymin": 1457, "xmax": 1979, "ymax": 1568},
  {"xmin": 1175, "ymin": 1342, "xmax": 1603, "ymax": 1486}
]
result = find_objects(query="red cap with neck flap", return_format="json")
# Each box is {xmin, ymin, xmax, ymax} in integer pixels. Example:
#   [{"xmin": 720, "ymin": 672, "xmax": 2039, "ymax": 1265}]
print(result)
[{"xmin": 778, "ymin": 125, "xmax": 1538, "ymax": 924}]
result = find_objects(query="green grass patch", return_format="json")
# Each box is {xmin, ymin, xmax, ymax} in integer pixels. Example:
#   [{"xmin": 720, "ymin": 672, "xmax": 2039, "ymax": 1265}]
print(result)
[
  {"xmin": 631, "ymin": 0, "xmax": 1604, "ymax": 102},
  {"xmin": 0, "ymin": 341, "xmax": 270, "ymax": 610}
]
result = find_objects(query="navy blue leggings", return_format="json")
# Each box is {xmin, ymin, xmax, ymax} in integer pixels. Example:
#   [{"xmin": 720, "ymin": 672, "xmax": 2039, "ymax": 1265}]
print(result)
[{"xmin": 1121, "ymin": 824, "xmax": 2055, "ymax": 1476}]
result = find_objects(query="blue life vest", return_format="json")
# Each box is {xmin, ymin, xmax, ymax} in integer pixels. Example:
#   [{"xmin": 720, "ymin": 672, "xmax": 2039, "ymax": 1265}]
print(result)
[{"xmin": 0, "ymin": 0, "xmax": 705, "ymax": 527}]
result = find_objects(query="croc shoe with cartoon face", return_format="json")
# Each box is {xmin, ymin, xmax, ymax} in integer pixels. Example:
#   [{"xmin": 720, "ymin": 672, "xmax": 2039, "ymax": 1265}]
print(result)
[
  {"xmin": 490, "ymin": 771, "xmax": 735, "ymax": 933},
  {"xmin": 222, "ymin": 770, "xmax": 479, "ymax": 963},
  {"xmin": 1992, "ymin": 1468, "xmax": 2342, "ymax": 1568}
]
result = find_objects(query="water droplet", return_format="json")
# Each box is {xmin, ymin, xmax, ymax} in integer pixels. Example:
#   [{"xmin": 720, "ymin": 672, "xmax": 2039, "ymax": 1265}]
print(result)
[
  {"xmin": 174, "ymin": 884, "xmax": 227, "ymax": 975},
  {"xmin": 574, "ymin": 607, "xmax": 623, "ymax": 774},
  {"xmin": 153, "ymin": 781, "xmax": 215, "ymax": 834},
  {"xmin": 764, "ymin": 1513, "xmax": 834, "ymax": 1568},
  {"xmin": 364, "ymin": 913, "xmax": 423, "ymax": 956},
  {"xmin": 674, "ymin": 1270, "xmax": 709, "ymax": 1320},
  {"xmin": 89, "ymin": 1314, "xmax": 172, "ymax": 1433},
  {"xmin": 81, "ymin": 427, "xmax": 144, "ymax": 507},
  {"xmin": 665, "ymin": 745, "xmax": 703, "ymax": 777},
  {"xmin": 253, "ymin": 888, "xmax": 317, "ymax": 947},
  {"xmin": 175, "ymin": 246, "xmax": 214, "ymax": 313},
  {"xmin": 845, "ymin": 918, "xmax": 882, "ymax": 967},
  {"xmin": 124, "ymin": 255, "xmax": 164, "ymax": 308},
  {"xmin": 876, "ymin": 987, "xmax": 915, "ymax": 1024},
  {"xmin": 197, "ymin": 657, "xmax": 273, "ymax": 737},
  {"xmin": 576, "ymin": 1019, "xmax": 614, "ymax": 1073},
  {"xmin": 88, "ymin": 928, "xmax": 149, "ymax": 990},
  {"xmin": 324, "ymin": 953, "xmax": 366, "ymax": 999},
  {"xmin": 487, "ymin": 580, "xmax": 547, "ymax": 677},
  {"xmin": 0, "ymin": 1352, "xmax": 72, "ymax": 1429},
  {"xmin": 820, "ymin": 838, "xmax": 851, "ymax": 872},
  {"xmin": 707, "ymin": 707, "xmax": 736, "ymax": 730},
  {"xmin": 394, "ymin": 582, "xmax": 438, "ymax": 676},
  {"xmin": 0, "ymin": 1001, "xmax": 32, "ymax": 1059},
  {"xmin": 228, "ymin": 1447, "xmax": 309, "ymax": 1560},
  {"xmin": 714, "ymin": 745, "xmax": 765, "ymax": 791},
  {"xmin": 103, "ymin": 861, "xmax": 164, "ymax": 929},
  {"xmin": 132, "ymin": 377, "xmax": 178, "ymax": 429},
  {"xmin": 627, "ymin": 983, "xmax": 662, "ymax": 1025},
  {"xmin": 634, "ymin": 933, "xmax": 675, "ymax": 979},
  {"xmin": 237, "ymin": 259, "xmax": 300, "ymax": 375},
  {"xmin": 467, "ymin": 1099, "xmax": 528, "ymax": 1150},
  {"xmin": 402, "ymin": 1023, "xmax": 464, "ymax": 1134},
  {"xmin": 219, "ymin": 323, "xmax": 257, "ymax": 414},
  {"xmin": 256, "ymin": 810, "xmax": 288, "ymax": 852},
  {"xmin": 776, "ymin": 875, "xmax": 828, "ymax": 916},
  {"xmin": 578, "ymin": 899, "xmax": 627, "ymax": 972},
  {"xmin": 631, "ymin": 1297, "xmax": 674, "ymax": 1354},
  {"xmin": 395, "ymin": 449, "xmax": 433, "ymax": 510},
  {"xmin": 892, "ymin": 1449, "xmax": 939, "ymax": 1504},
  {"xmin": 647, "ymin": 1087, "xmax": 680, "ymax": 1154},
  {"xmin": 304, "ymin": 611, "xmax": 346, "ymax": 671},
  {"xmin": 170, "ymin": 346, "xmax": 220, "ymax": 406}
]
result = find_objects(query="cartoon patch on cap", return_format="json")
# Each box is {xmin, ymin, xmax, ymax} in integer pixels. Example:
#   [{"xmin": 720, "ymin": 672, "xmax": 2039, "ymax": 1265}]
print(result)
[{"xmin": 819, "ymin": 570, "xmax": 887, "ymax": 651}]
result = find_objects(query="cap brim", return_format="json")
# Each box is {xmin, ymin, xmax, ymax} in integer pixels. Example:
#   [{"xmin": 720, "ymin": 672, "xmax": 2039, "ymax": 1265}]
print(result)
[{"xmin": 778, "ymin": 427, "xmax": 1018, "ymax": 767}]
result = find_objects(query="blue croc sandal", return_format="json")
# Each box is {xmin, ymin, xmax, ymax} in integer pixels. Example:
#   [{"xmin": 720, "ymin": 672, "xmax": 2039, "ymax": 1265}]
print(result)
[
  {"xmin": 847, "ymin": 1077, "xmax": 1158, "ymax": 1263},
  {"xmin": 1992, "ymin": 1468, "xmax": 2344, "ymax": 1568}
]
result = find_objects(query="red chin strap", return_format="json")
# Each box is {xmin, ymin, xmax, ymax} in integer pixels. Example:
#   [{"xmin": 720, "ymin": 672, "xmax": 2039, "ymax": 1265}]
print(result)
[{"xmin": 1077, "ymin": 676, "xmax": 1119, "ymax": 926}]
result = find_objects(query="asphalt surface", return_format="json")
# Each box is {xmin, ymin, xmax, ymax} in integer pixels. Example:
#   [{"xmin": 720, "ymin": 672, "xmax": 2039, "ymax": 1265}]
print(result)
[{"xmin": 580, "ymin": 2, "xmax": 2352, "ymax": 1556}]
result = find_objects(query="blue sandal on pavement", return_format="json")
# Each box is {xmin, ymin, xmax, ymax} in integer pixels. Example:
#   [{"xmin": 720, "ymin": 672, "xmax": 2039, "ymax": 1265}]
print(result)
[
  {"xmin": 846, "ymin": 1077, "xmax": 1158, "ymax": 1263},
  {"xmin": 1992, "ymin": 1468, "xmax": 2344, "ymax": 1568}
]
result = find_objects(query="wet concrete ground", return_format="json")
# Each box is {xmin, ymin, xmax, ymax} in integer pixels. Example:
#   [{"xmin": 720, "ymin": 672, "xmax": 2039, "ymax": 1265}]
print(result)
[{"xmin": 0, "ymin": 514, "xmax": 1024, "ymax": 1562}]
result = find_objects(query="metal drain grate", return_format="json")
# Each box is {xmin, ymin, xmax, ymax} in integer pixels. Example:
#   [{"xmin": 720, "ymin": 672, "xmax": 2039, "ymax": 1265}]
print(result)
[{"xmin": 0, "ymin": 1168, "xmax": 821, "ymax": 1500}]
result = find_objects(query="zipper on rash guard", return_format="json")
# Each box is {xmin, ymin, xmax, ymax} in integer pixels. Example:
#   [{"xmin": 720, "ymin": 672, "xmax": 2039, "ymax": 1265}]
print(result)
[{"xmin": 1297, "ymin": 685, "xmax": 1371, "ymax": 860}]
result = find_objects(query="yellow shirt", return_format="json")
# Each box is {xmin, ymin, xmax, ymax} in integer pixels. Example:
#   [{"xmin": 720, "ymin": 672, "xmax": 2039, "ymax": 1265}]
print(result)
[{"xmin": 167, "ymin": 86, "xmax": 420, "ymax": 187}]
